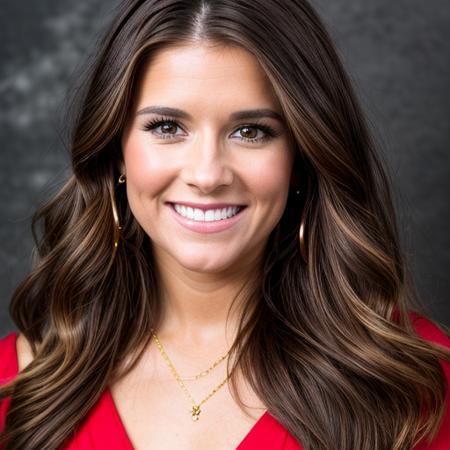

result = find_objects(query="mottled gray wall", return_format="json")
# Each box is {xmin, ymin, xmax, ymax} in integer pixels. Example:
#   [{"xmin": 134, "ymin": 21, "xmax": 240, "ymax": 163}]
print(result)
[{"xmin": 1, "ymin": 0, "xmax": 449, "ymax": 335}]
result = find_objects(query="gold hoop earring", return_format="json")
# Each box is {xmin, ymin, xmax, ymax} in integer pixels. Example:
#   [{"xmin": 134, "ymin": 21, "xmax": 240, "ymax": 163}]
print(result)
[
  {"xmin": 112, "ymin": 174, "xmax": 126, "ymax": 252},
  {"xmin": 299, "ymin": 214, "xmax": 308, "ymax": 265},
  {"xmin": 293, "ymin": 185, "xmax": 308, "ymax": 265},
  {"xmin": 110, "ymin": 189, "xmax": 122, "ymax": 251}
]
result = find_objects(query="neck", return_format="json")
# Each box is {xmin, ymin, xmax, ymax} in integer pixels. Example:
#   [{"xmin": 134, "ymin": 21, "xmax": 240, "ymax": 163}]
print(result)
[{"xmin": 153, "ymin": 251, "xmax": 262, "ymax": 348}]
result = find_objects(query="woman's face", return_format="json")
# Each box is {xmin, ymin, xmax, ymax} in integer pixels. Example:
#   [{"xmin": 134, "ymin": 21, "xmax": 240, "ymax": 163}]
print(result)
[{"xmin": 121, "ymin": 43, "xmax": 295, "ymax": 274}]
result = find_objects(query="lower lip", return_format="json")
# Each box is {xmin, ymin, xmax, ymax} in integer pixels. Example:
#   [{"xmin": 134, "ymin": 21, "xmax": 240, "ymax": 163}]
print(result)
[{"xmin": 166, "ymin": 203, "xmax": 248, "ymax": 233}]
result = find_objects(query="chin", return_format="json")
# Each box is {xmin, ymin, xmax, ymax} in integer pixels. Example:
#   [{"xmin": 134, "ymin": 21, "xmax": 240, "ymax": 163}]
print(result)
[{"xmin": 170, "ymin": 249, "xmax": 242, "ymax": 274}]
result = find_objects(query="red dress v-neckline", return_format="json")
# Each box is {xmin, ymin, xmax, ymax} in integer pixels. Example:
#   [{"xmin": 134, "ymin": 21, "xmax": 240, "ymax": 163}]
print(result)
[
  {"xmin": 3, "ymin": 331, "xmax": 298, "ymax": 449},
  {"xmin": 104, "ymin": 386, "xmax": 289, "ymax": 449}
]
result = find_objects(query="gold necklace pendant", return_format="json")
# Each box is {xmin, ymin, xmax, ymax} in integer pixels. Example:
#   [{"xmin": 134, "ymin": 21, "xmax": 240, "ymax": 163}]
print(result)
[
  {"xmin": 190, "ymin": 404, "xmax": 201, "ymax": 421},
  {"xmin": 152, "ymin": 330, "xmax": 231, "ymax": 422}
]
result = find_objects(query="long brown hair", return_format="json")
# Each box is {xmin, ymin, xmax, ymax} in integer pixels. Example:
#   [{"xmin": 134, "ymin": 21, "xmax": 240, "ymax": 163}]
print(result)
[{"xmin": 1, "ymin": 1, "xmax": 449, "ymax": 449}]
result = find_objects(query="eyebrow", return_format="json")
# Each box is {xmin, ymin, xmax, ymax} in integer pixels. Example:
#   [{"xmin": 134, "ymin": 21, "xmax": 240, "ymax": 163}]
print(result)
[{"xmin": 136, "ymin": 105, "xmax": 284, "ymax": 123}]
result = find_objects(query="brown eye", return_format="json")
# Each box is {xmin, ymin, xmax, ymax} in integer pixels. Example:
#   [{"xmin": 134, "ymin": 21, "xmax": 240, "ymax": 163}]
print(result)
[
  {"xmin": 231, "ymin": 123, "xmax": 279, "ymax": 144},
  {"xmin": 240, "ymin": 126, "xmax": 258, "ymax": 140},
  {"xmin": 160, "ymin": 122, "xmax": 178, "ymax": 135},
  {"xmin": 142, "ymin": 118, "xmax": 185, "ymax": 139}
]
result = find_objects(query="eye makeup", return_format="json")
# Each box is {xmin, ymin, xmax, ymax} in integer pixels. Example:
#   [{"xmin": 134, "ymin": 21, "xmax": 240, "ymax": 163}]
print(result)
[{"xmin": 140, "ymin": 115, "xmax": 282, "ymax": 144}]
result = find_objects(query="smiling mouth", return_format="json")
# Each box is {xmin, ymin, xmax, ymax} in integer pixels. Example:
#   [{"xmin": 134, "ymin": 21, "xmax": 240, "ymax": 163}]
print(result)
[{"xmin": 168, "ymin": 202, "xmax": 247, "ymax": 222}]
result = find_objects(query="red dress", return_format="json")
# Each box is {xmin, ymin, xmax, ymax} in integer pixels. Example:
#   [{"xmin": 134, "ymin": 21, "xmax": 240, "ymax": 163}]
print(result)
[{"xmin": 1, "ymin": 313, "xmax": 449, "ymax": 449}]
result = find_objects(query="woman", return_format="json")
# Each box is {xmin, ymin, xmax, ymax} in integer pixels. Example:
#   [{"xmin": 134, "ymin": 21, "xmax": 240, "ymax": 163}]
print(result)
[{"xmin": 1, "ymin": 0, "xmax": 449, "ymax": 449}]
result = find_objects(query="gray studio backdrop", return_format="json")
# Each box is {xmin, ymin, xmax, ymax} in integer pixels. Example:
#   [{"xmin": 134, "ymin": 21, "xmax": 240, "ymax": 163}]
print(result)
[{"xmin": 1, "ymin": 0, "xmax": 449, "ymax": 335}]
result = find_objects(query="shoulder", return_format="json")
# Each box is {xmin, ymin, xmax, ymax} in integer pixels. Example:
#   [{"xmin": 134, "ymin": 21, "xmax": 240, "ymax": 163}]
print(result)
[
  {"xmin": 0, "ymin": 331, "xmax": 18, "ymax": 383},
  {"xmin": 408, "ymin": 313, "xmax": 450, "ymax": 450},
  {"xmin": 409, "ymin": 312, "xmax": 450, "ymax": 349},
  {"xmin": 0, "ymin": 331, "xmax": 34, "ymax": 382},
  {"xmin": 15, "ymin": 333, "xmax": 34, "ymax": 371},
  {"xmin": 0, "ymin": 331, "xmax": 17, "ymax": 353},
  {"xmin": 409, "ymin": 312, "xmax": 450, "ymax": 377}
]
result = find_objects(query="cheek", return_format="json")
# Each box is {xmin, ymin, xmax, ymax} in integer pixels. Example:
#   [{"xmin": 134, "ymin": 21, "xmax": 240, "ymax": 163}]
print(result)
[
  {"xmin": 122, "ymin": 133, "xmax": 172, "ymax": 198},
  {"xmin": 247, "ymin": 149, "xmax": 294, "ymax": 232},
  {"xmin": 248, "ymin": 150, "xmax": 293, "ymax": 201}
]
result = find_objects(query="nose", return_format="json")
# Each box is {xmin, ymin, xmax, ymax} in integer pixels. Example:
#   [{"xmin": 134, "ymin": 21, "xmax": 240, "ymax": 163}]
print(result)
[{"xmin": 180, "ymin": 129, "xmax": 234, "ymax": 194}]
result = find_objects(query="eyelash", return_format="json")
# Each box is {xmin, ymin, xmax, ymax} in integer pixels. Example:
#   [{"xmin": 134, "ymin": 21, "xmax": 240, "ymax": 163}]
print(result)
[{"xmin": 141, "ymin": 116, "xmax": 280, "ymax": 144}]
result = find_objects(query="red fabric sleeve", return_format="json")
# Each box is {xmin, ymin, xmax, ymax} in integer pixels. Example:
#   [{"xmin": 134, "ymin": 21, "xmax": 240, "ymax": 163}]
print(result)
[
  {"xmin": 411, "ymin": 314, "xmax": 450, "ymax": 450},
  {"xmin": 0, "ymin": 332, "xmax": 19, "ymax": 435}
]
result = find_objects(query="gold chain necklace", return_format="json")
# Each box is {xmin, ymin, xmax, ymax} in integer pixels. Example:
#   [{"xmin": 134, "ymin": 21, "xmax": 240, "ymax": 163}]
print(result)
[
  {"xmin": 152, "ymin": 330, "xmax": 231, "ymax": 421},
  {"xmin": 180, "ymin": 349, "xmax": 229, "ymax": 380}
]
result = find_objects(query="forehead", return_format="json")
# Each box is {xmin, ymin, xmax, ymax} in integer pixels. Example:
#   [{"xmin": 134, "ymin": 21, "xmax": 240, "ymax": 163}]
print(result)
[{"xmin": 133, "ymin": 43, "xmax": 282, "ymax": 115}]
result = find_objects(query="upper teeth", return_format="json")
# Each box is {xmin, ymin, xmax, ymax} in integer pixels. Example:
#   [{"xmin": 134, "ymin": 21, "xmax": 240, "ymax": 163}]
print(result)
[{"xmin": 174, "ymin": 204, "xmax": 241, "ymax": 221}]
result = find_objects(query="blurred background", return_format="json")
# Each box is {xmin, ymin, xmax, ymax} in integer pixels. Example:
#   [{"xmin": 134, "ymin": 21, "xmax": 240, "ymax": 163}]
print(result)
[{"xmin": 1, "ymin": 0, "xmax": 449, "ymax": 334}]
